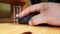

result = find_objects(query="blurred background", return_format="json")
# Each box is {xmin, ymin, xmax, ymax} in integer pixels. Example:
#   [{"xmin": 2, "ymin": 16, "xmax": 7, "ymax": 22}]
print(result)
[
  {"xmin": 0, "ymin": 3, "xmax": 10, "ymax": 23},
  {"xmin": 0, "ymin": 3, "xmax": 10, "ymax": 18},
  {"xmin": 0, "ymin": 0, "xmax": 59, "ymax": 23}
]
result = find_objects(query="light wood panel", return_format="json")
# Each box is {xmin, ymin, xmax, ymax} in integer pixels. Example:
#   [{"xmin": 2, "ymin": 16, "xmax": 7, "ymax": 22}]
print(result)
[{"xmin": 0, "ymin": 23, "xmax": 60, "ymax": 34}]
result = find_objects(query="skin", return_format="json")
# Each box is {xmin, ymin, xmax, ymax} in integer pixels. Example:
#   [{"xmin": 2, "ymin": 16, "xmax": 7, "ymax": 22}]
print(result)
[{"xmin": 19, "ymin": 2, "xmax": 60, "ymax": 26}]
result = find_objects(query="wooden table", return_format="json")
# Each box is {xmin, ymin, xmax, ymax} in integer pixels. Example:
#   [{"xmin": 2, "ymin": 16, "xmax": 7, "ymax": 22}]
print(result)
[{"xmin": 0, "ymin": 23, "xmax": 60, "ymax": 34}]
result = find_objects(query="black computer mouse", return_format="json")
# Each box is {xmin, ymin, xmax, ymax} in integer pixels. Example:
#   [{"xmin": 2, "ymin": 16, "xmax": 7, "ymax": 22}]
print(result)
[{"xmin": 18, "ymin": 12, "xmax": 39, "ymax": 24}]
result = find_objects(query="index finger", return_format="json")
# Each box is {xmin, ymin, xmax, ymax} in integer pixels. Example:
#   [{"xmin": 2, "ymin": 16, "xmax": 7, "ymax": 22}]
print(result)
[{"xmin": 19, "ymin": 3, "xmax": 43, "ymax": 18}]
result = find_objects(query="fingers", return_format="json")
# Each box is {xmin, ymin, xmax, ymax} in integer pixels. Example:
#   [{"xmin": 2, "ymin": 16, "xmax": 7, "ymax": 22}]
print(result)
[
  {"xmin": 19, "ymin": 3, "xmax": 42, "ymax": 18},
  {"xmin": 29, "ymin": 13, "xmax": 48, "ymax": 25}
]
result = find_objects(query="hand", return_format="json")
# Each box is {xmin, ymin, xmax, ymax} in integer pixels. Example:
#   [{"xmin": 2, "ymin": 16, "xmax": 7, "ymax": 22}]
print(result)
[{"xmin": 19, "ymin": 2, "xmax": 60, "ymax": 26}]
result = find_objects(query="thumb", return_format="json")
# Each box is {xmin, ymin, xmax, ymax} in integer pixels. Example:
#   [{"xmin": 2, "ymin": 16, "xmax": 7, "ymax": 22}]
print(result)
[{"xmin": 29, "ymin": 13, "xmax": 48, "ymax": 25}]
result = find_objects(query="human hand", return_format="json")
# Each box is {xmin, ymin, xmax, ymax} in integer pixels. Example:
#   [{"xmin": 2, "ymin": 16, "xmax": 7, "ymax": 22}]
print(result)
[{"xmin": 19, "ymin": 2, "xmax": 60, "ymax": 26}]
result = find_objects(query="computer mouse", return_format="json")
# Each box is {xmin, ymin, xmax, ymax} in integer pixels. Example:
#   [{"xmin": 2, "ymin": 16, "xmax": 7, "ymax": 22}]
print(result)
[{"xmin": 18, "ymin": 12, "xmax": 39, "ymax": 24}]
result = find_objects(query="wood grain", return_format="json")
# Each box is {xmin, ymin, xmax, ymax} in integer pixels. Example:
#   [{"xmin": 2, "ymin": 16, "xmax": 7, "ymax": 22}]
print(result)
[{"xmin": 0, "ymin": 23, "xmax": 60, "ymax": 34}]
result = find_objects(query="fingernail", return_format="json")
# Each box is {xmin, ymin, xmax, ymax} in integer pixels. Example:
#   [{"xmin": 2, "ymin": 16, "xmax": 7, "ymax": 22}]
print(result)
[{"xmin": 29, "ymin": 20, "xmax": 32, "ymax": 25}]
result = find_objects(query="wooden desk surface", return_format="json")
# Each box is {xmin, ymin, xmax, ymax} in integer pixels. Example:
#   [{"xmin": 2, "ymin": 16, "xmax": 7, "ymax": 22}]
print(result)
[{"xmin": 0, "ymin": 23, "xmax": 60, "ymax": 34}]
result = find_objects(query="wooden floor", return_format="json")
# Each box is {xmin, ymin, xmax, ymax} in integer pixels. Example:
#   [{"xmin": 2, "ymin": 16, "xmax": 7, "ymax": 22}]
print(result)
[{"xmin": 0, "ymin": 23, "xmax": 60, "ymax": 34}]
